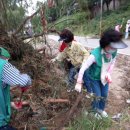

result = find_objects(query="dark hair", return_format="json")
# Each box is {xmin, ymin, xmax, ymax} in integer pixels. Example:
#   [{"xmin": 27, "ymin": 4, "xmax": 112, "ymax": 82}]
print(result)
[
  {"xmin": 100, "ymin": 29, "xmax": 123, "ymax": 48},
  {"xmin": 60, "ymin": 29, "xmax": 74, "ymax": 43}
]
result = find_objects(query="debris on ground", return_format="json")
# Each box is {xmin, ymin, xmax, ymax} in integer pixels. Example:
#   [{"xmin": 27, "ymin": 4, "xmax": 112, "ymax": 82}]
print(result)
[{"xmin": 0, "ymin": 29, "xmax": 130, "ymax": 129}]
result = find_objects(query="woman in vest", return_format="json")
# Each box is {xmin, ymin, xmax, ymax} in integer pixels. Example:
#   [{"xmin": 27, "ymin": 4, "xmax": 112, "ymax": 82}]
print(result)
[
  {"xmin": 75, "ymin": 29, "xmax": 128, "ymax": 118},
  {"xmin": 0, "ymin": 47, "xmax": 31, "ymax": 130}
]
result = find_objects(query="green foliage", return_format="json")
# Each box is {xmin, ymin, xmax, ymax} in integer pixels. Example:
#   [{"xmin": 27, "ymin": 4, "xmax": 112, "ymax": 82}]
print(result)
[
  {"xmin": 68, "ymin": 108, "xmax": 130, "ymax": 130},
  {"xmin": 46, "ymin": 6, "xmax": 59, "ymax": 21},
  {"xmin": 0, "ymin": 0, "xmax": 26, "ymax": 31},
  {"xmin": 78, "ymin": 0, "xmax": 101, "ymax": 12},
  {"xmin": 53, "ymin": 2, "xmax": 130, "ymax": 36},
  {"xmin": 46, "ymin": 0, "xmax": 79, "ymax": 22},
  {"xmin": 68, "ymin": 113, "xmax": 112, "ymax": 130},
  {"xmin": 7, "ymin": 6, "xmax": 25, "ymax": 30},
  {"xmin": 31, "ymin": 15, "xmax": 42, "ymax": 33},
  {"xmin": 51, "ymin": 12, "xmax": 89, "ymax": 32}
]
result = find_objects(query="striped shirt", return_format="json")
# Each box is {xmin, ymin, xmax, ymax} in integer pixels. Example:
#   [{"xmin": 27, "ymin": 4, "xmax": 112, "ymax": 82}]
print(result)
[{"xmin": 2, "ymin": 62, "xmax": 32, "ymax": 87}]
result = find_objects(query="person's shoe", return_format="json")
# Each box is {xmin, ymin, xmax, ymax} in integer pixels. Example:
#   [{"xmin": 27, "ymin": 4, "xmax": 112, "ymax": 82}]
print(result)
[
  {"xmin": 85, "ymin": 95, "xmax": 91, "ymax": 99},
  {"xmin": 74, "ymin": 73, "xmax": 78, "ymax": 79},
  {"xmin": 97, "ymin": 110, "xmax": 108, "ymax": 118},
  {"xmin": 67, "ymin": 88, "xmax": 74, "ymax": 93},
  {"xmin": 94, "ymin": 113, "xmax": 102, "ymax": 120},
  {"xmin": 101, "ymin": 111, "xmax": 108, "ymax": 118},
  {"xmin": 85, "ymin": 93, "xmax": 94, "ymax": 99}
]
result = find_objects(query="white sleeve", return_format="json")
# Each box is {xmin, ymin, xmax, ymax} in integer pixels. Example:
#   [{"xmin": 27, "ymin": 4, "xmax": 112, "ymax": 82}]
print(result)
[
  {"xmin": 2, "ymin": 62, "xmax": 32, "ymax": 87},
  {"xmin": 77, "ymin": 54, "xmax": 95, "ymax": 83}
]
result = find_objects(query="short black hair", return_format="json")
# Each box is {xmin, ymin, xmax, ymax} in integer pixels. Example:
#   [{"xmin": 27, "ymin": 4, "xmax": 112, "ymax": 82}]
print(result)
[
  {"xmin": 60, "ymin": 29, "xmax": 74, "ymax": 43},
  {"xmin": 100, "ymin": 29, "xmax": 123, "ymax": 48}
]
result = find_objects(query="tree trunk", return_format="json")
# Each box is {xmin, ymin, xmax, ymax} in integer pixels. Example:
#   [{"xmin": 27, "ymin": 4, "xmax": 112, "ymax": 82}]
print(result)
[
  {"xmin": 0, "ymin": 0, "xmax": 8, "ymax": 31},
  {"xmin": 0, "ymin": 0, "xmax": 4, "ymax": 27},
  {"xmin": 113, "ymin": 0, "xmax": 116, "ymax": 10},
  {"xmin": 106, "ymin": 2, "xmax": 109, "ymax": 11}
]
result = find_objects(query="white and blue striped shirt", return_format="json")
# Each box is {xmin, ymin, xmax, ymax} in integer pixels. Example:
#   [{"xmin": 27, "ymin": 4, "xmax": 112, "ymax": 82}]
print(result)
[{"xmin": 2, "ymin": 62, "xmax": 32, "ymax": 87}]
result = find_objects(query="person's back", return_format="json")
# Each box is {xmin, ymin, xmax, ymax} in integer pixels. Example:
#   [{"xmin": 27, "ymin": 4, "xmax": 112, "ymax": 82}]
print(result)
[{"xmin": 64, "ymin": 40, "xmax": 89, "ymax": 67}]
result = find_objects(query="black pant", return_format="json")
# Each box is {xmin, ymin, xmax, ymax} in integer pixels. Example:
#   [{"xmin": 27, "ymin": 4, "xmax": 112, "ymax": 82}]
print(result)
[{"xmin": 0, "ymin": 125, "xmax": 17, "ymax": 130}]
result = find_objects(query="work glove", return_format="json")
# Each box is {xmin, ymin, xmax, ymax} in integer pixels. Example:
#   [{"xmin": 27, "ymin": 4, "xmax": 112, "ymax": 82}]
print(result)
[
  {"xmin": 75, "ymin": 83, "xmax": 82, "ymax": 93},
  {"xmin": 20, "ymin": 86, "xmax": 31, "ymax": 92},
  {"xmin": 105, "ymin": 73, "xmax": 112, "ymax": 83}
]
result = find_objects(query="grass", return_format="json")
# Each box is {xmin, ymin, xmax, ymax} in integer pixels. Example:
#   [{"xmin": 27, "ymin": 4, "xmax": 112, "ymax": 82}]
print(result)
[
  {"xmin": 67, "ymin": 111, "xmax": 112, "ymax": 130},
  {"xmin": 67, "ymin": 107, "xmax": 130, "ymax": 130},
  {"xmin": 50, "ymin": 2, "xmax": 130, "ymax": 36}
]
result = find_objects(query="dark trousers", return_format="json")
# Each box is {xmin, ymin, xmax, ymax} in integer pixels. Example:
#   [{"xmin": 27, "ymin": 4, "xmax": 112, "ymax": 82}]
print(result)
[
  {"xmin": 0, "ymin": 125, "xmax": 17, "ymax": 130},
  {"xmin": 83, "ymin": 70, "xmax": 109, "ymax": 111},
  {"xmin": 68, "ymin": 65, "xmax": 79, "ymax": 87}
]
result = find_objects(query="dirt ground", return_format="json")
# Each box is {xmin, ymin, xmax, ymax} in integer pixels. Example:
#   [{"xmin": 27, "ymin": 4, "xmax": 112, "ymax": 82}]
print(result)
[
  {"xmin": 106, "ymin": 54, "xmax": 130, "ymax": 115},
  {"xmin": 10, "ymin": 38, "xmax": 130, "ymax": 130}
]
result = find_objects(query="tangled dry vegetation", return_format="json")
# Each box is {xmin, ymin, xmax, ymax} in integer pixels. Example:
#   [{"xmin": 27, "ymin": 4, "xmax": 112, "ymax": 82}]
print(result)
[
  {"xmin": 0, "ymin": 28, "xmax": 91, "ymax": 130},
  {"xmin": 0, "ymin": 27, "xmax": 130, "ymax": 130}
]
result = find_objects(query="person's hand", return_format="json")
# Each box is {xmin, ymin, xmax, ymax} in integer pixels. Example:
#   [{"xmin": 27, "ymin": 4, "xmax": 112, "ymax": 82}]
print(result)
[
  {"xmin": 20, "ymin": 86, "xmax": 31, "ymax": 92},
  {"xmin": 105, "ymin": 73, "xmax": 112, "ymax": 83},
  {"xmin": 50, "ymin": 58, "xmax": 56, "ymax": 63},
  {"xmin": 75, "ymin": 83, "xmax": 82, "ymax": 93}
]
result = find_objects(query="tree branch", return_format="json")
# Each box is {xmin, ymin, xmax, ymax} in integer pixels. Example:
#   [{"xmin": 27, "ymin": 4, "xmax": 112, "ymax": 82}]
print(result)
[
  {"xmin": 21, "ymin": 29, "xmax": 59, "ymax": 40},
  {"xmin": 13, "ymin": 9, "xmax": 40, "ymax": 35},
  {"xmin": 55, "ymin": 93, "xmax": 84, "ymax": 130},
  {"xmin": 47, "ymin": 19, "xmax": 75, "ymax": 29}
]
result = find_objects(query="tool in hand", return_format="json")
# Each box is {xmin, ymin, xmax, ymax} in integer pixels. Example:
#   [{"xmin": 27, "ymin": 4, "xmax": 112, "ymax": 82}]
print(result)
[{"xmin": 14, "ymin": 87, "xmax": 30, "ymax": 109}]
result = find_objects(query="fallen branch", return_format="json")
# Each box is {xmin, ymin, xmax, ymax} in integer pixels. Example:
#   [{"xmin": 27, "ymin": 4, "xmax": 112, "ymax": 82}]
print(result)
[
  {"xmin": 21, "ymin": 32, "xmax": 44, "ymax": 40},
  {"xmin": 13, "ymin": 9, "xmax": 40, "ymax": 35},
  {"xmin": 20, "ymin": 29, "xmax": 58, "ymax": 40},
  {"xmin": 44, "ymin": 98, "xmax": 70, "ymax": 103},
  {"xmin": 47, "ymin": 19, "xmax": 75, "ymax": 29},
  {"xmin": 47, "ymin": 29, "xmax": 60, "ymax": 35},
  {"xmin": 36, "ymin": 47, "xmax": 46, "ymax": 52},
  {"xmin": 55, "ymin": 93, "xmax": 84, "ymax": 130}
]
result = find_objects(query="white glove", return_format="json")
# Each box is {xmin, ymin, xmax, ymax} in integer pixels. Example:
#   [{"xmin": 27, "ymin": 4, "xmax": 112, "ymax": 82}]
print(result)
[
  {"xmin": 50, "ymin": 58, "xmax": 56, "ymax": 63},
  {"xmin": 75, "ymin": 83, "xmax": 82, "ymax": 93},
  {"xmin": 105, "ymin": 73, "xmax": 112, "ymax": 83}
]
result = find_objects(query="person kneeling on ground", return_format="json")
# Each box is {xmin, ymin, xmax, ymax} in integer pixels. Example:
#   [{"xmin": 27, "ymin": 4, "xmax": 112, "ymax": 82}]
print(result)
[
  {"xmin": 75, "ymin": 29, "xmax": 128, "ymax": 118},
  {"xmin": 0, "ymin": 47, "xmax": 32, "ymax": 130},
  {"xmin": 51, "ymin": 29, "xmax": 90, "ymax": 92}
]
